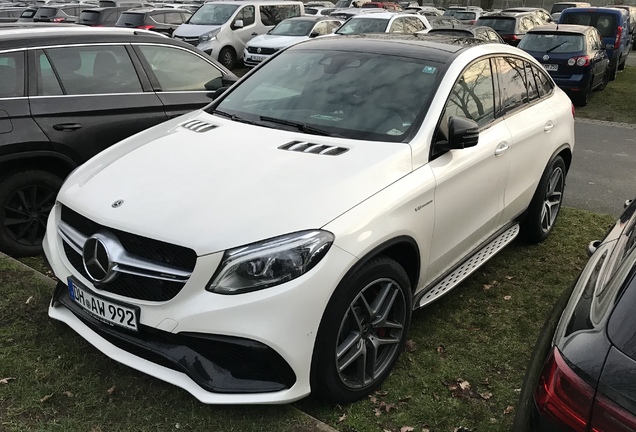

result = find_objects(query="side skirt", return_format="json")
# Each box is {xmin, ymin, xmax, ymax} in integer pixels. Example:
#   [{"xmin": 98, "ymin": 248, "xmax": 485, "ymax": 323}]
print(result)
[{"xmin": 414, "ymin": 224, "xmax": 520, "ymax": 309}]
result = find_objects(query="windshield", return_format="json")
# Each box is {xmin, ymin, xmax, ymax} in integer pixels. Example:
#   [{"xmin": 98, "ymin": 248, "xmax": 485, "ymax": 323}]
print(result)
[
  {"xmin": 454, "ymin": 11, "xmax": 476, "ymax": 19},
  {"xmin": 476, "ymin": 17, "xmax": 515, "ymax": 33},
  {"xmin": 270, "ymin": 19, "xmax": 314, "ymax": 36},
  {"xmin": 518, "ymin": 33, "xmax": 584, "ymax": 52},
  {"xmin": 335, "ymin": 0, "xmax": 350, "ymax": 7},
  {"xmin": 209, "ymin": 49, "xmax": 442, "ymax": 142},
  {"xmin": 335, "ymin": 17, "xmax": 389, "ymax": 34},
  {"xmin": 188, "ymin": 3, "xmax": 238, "ymax": 25}
]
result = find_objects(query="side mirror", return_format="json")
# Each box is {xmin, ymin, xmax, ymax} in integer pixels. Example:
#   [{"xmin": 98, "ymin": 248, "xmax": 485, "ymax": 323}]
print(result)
[
  {"xmin": 233, "ymin": 19, "xmax": 244, "ymax": 29},
  {"xmin": 309, "ymin": 31, "xmax": 320, "ymax": 38},
  {"xmin": 436, "ymin": 116, "xmax": 479, "ymax": 153},
  {"xmin": 221, "ymin": 74, "xmax": 238, "ymax": 87}
]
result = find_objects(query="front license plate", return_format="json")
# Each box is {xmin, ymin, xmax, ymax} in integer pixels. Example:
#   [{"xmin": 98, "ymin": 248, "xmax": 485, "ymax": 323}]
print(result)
[
  {"xmin": 68, "ymin": 278, "xmax": 139, "ymax": 331},
  {"xmin": 250, "ymin": 55, "xmax": 266, "ymax": 62},
  {"xmin": 543, "ymin": 63, "xmax": 558, "ymax": 71}
]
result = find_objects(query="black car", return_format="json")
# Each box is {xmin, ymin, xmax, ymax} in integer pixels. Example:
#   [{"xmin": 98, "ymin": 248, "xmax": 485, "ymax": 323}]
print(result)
[
  {"xmin": 33, "ymin": 4, "xmax": 97, "ymax": 23},
  {"xmin": 77, "ymin": 6, "xmax": 131, "ymax": 26},
  {"xmin": 0, "ymin": 26, "xmax": 237, "ymax": 256},
  {"xmin": 427, "ymin": 25, "xmax": 505, "ymax": 43},
  {"xmin": 16, "ymin": 6, "xmax": 37, "ymax": 22},
  {"xmin": 0, "ymin": 7, "xmax": 27, "ymax": 22},
  {"xmin": 475, "ymin": 12, "xmax": 541, "ymax": 46},
  {"xmin": 115, "ymin": 8, "xmax": 191, "ymax": 35},
  {"xmin": 513, "ymin": 198, "xmax": 636, "ymax": 431}
]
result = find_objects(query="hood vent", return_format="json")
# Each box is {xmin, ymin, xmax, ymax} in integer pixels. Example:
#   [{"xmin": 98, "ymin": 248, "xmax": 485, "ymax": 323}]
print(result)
[
  {"xmin": 279, "ymin": 141, "xmax": 349, "ymax": 156},
  {"xmin": 180, "ymin": 119, "xmax": 218, "ymax": 133}
]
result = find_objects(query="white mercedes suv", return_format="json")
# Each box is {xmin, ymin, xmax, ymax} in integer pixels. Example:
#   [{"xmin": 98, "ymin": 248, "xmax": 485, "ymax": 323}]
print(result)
[{"xmin": 44, "ymin": 34, "xmax": 575, "ymax": 404}]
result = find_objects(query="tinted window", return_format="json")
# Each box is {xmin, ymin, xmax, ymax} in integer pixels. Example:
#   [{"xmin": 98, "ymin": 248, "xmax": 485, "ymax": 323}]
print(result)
[
  {"xmin": 259, "ymin": 4, "xmax": 301, "ymax": 26},
  {"xmin": 518, "ymin": 33, "xmax": 585, "ymax": 53},
  {"xmin": 20, "ymin": 9, "xmax": 36, "ymax": 18},
  {"xmin": 531, "ymin": 64, "xmax": 553, "ymax": 97},
  {"xmin": 444, "ymin": 58, "xmax": 495, "ymax": 127},
  {"xmin": 44, "ymin": 46, "xmax": 142, "ymax": 95},
  {"xmin": 524, "ymin": 62, "xmax": 539, "ymax": 102},
  {"xmin": 496, "ymin": 57, "xmax": 528, "ymax": 111},
  {"xmin": 454, "ymin": 11, "xmax": 476, "ymax": 19},
  {"xmin": 36, "ymin": 51, "xmax": 63, "ymax": 96},
  {"xmin": 0, "ymin": 51, "xmax": 25, "ymax": 98},
  {"xmin": 561, "ymin": 12, "xmax": 617, "ymax": 37},
  {"xmin": 117, "ymin": 12, "xmax": 145, "ymax": 26},
  {"xmin": 34, "ymin": 7, "xmax": 59, "ymax": 18},
  {"xmin": 476, "ymin": 17, "xmax": 515, "ymax": 33},
  {"xmin": 78, "ymin": 10, "xmax": 102, "ymax": 24},
  {"xmin": 138, "ymin": 45, "xmax": 222, "ymax": 91}
]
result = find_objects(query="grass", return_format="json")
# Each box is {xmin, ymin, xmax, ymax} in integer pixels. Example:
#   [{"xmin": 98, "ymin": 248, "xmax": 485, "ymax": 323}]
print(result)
[
  {"xmin": 577, "ymin": 65, "xmax": 636, "ymax": 123},
  {"xmin": 5, "ymin": 208, "xmax": 614, "ymax": 431}
]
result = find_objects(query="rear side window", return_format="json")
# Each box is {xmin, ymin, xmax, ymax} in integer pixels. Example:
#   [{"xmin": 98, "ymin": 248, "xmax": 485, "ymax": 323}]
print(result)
[
  {"xmin": 41, "ymin": 46, "xmax": 142, "ymax": 95},
  {"xmin": 496, "ymin": 57, "xmax": 528, "ymax": 112},
  {"xmin": 560, "ymin": 12, "xmax": 617, "ymax": 38},
  {"xmin": 0, "ymin": 51, "xmax": 25, "ymax": 98},
  {"xmin": 524, "ymin": 62, "xmax": 539, "ymax": 102},
  {"xmin": 531, "ymin": 64, "xmax": 554, "ymax": 97},
  {"xmin": 20, "ymin": 9, "xmax": 36, "ymax": 18},
  {"xmin": 259, "ymin": 4, "xmax": 301, "ymax": 26},
  {"xmin": 138, "ymin": 45, "xmax": 223, "ymax": 91},
  {"xmin": 117, "ymin": 12, "xmax": 145, "ymax": 26}
]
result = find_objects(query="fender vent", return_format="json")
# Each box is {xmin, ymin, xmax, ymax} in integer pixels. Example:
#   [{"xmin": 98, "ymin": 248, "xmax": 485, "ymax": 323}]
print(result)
[
  {"xmin": 279, "ymin": 141, "xmax": 349, "ymax": 156},
  {"xmin": 180, "ymin": 120, "xmax": 218, "ymax": 133}
]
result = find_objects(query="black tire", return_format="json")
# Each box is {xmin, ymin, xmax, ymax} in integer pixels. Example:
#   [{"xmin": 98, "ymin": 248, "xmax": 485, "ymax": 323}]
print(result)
[
  {"xmin": 310, "ymin": 256, "xmax": 412, "ymax": 403},
  {"xmin": 609, "ymin": 63, "xmax": 618, "ymax": 81},
  {"xmin": 218, "ymin": 47, "xmax": 236, "ymax": 70},
  {"xmin": 0, "ymin": 170, "xmax": 63, "ymax": 257},
  {"xmin": 520, "ymin": 156, "xmax": 566, "ymax": 244},
  {"xmin": 572, "ymin": 83, "xmax": 590, "ymax": 107},
  {"xmin": 618, "ymin": 57, "xmax": 626, "ymax": 71}
]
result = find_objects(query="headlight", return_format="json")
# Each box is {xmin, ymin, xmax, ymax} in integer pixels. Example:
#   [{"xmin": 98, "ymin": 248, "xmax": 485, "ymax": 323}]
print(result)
[
  {"xmin": 207, "ymin": 230, "xmax": 334, "ymax": 294},
  {"xmin": 199, "ymin": 30, "xmax": 219, "ymax": 42}
]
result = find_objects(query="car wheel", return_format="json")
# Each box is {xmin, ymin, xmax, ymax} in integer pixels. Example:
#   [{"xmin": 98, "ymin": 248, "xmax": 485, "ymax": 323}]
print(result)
[
  {"xmin": 596, "ymin": 66, "xmax": 610, "ymax": 91},
  {"xmin": 219, "ymin": 47, "xmax": 236, "ymax": 70},
  {"xmin": 520, "ymin": 156, "xmax": 566, "ymax": 244},
  {"xmin": 311, "ymin": 256, "xmax": 412, "ymax": 403},
  {"xmin": 573, "ymin": 81, "xmax": 591, "ymax": 107},
  {"xmin": 0, "ymin": 170, "xmax": 62, "ymax": 257},
  {"xmin": 618, "ymin": 57, "xmax": 626, "ymax": 71},
  {"xmin": 609, "ymin": 63, "xmax": 618, "ymax": 81}
]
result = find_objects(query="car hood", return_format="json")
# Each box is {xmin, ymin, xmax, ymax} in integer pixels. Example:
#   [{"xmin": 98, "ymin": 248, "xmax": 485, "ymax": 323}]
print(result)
[
  {"xmin": 173, "ymin": 23, "xmax": 221, "ymax": 37},
  {"xmin": 246, "ymin": 34, "xmax": 309, "ymax": 49},
  {"xmin": 59, "ymin": 112, "xmax": 413, "ymax": 256}
]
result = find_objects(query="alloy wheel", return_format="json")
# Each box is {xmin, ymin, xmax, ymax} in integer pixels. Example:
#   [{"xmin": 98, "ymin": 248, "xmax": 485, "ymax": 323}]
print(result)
[
  {"xmin": 1, "ymin": 184, "xmax": 56, "ymax": 246},
  {"xmin": 540, "ymin": 166, "xmax": 564, "ymax": 233},
  {"xmin": 335, "ymin": 278, "xmax": 407, "ymax": 389}
]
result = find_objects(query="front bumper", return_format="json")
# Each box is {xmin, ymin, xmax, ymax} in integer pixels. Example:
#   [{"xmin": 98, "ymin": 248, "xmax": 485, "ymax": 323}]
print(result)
[
  {"xmin": 44, "ymin": 203, "xmax": 357, "ymax": 403},
  {"xmin": 552, "ymin": 72, "xmax": 591, "ymax": 91},
  {"xmin": 243, "ymin": 51, "xmax": 272, "ymax": 68}
]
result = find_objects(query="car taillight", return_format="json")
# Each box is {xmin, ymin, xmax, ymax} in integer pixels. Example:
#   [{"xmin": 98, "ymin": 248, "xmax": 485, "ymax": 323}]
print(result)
[
  {"xmin": 136, "ymin": 25, "xmax": 155, "ymax": 30},
  {"xmin": 590, "ymin": 393, "xmax": 636, "ymax": 432},
  {"xmin": 534, "ymin": 347, "xmax": 595, "ymax": 432},
  {"xmin": 567, "ymin": 55, "xmax": 590, "ymax": 67},
  {"xmin": 91, "ymin": 24, "xmax": 104, "ymax": 27},
  {"xmin": 468, "ymin": 20, "xmax": 475, "ymax": 24},
  {"xmin": 614, "ymin": 26, "xmax": 622, "ymax": 49},
  {"xmin": 52, "ymin": 17, "xmax": 64, "ymax": 22}
]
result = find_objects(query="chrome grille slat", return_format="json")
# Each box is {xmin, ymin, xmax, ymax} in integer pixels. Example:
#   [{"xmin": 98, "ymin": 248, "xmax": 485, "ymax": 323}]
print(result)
[
  {"xmin": 181, "ymin": 119, "xmax": 218, "ymax": 133},
  {"xmin": 279, "ymin": 140, "xmax": 348, "ymax": 156}
]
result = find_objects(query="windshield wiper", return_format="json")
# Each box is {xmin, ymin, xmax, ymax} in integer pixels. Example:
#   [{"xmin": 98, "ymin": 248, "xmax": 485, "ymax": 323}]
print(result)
[
  {"xmin": 259, "ymin": 116, "xmax": 343, "ymax": 138},
  {"xmin": 546, "ymin": 42, "xmax": 567, "ymax": 53},
  {"xmin": 212, "ymin": 109, "xmax": 260, "ymax": 126}
]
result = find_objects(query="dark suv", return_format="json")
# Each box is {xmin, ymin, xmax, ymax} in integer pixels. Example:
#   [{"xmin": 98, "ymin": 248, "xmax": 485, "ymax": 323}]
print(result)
[
  {"xmin": 33, "ymin": 5, "xmax": 96, "ymax": 23},
  {"xmin": 0, "ymin": 26, "xmax": 236, "ymax": 256},
  {"xmin": 476, "ymin": 12, "xmax": 542, "ymax": 46},
  {"xmin": 77, "ymin": 6, "xmax": 131, "ymax": 26},
  {"xmin": 115, "ymin": 8, "xmax": 191, "ymax": 35}
]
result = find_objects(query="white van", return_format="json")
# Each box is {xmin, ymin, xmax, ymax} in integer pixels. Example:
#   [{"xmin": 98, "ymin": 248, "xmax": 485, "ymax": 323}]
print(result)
[{"xmin": 173, "ymin": 1, "xmax": 304, "ymax": 69}]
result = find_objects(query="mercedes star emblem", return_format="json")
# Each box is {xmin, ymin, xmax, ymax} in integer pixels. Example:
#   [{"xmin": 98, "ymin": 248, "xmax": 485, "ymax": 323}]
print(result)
[
  {"xmin": 82, "ymin": 237, "xmax": 116, "ymax": 283},
  {"xmin": 112, "ymin": 199, "xmax": 124, "ymax": 208},
  {"xmin": 543, "ymin": 55, "xmax": 550, "ymax": 61}
]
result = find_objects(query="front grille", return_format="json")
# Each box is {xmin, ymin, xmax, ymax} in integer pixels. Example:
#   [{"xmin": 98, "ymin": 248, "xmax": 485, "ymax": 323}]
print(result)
[
  {"xmin": 60, "ymin": 206, "xmax": 197, "ymax": 302},
  {"xmin": 247, "ymin": 46, "xmax": 276, "ymax": 54},
  {"xmin": 174, "ymin": 36, "xmax": 199, "ymax": 46}
]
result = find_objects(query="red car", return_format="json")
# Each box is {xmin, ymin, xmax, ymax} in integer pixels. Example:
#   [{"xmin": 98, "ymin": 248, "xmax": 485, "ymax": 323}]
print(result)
[{"xmin": 362, "ymin": 2, "xmax": 402, "ymax": 10}]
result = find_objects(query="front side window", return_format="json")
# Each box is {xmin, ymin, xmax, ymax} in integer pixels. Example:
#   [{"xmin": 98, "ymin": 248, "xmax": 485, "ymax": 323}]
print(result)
[
  {"xmin": 444, "ymin": 58, "xmax": 495, "ymax": 127},
  {"xmin": 496, "ymin": 57, "xmax": 528, "ymax": 112},
  {"xmin": 237, "ymin": 6, "xmax": 255, "ymax": 26},
  {"xmin": 188, "ymin": 4, "xmax": 238, "ymax": 25},
  {"xmin": 0, "ymin": 51, "xmax": 25, "ymax": 98},
  {"xmin": 389, "ymin": 18, "xmax": 405, "ymax": 33},
  {"xmin": 138, "ymin": 45, "xmax": 222, "ymax": 91},
  {"xmin": 43, "ymin": 46, "xmax": 142, "ymax": 95},
  {"xmin": 211, "ymin": 49, "xmax": 442, "ymax": 141},
  {"xmin": 311, "ymin": 21, "xmax": 330, "ymax": 36}
]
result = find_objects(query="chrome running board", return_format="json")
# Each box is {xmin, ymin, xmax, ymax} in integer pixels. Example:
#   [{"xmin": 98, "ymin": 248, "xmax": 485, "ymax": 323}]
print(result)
[{"xmin": 416, "ymin": 224, "xmax": 520, "ymax": 309}]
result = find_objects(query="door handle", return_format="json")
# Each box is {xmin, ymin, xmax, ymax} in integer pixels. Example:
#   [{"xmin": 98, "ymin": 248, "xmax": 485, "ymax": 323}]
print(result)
[
  {"xmin": 494, "ymin": 141, "xmax": 509, "ymax": 156},
  {"xmin": 251, "ymin": 32, "xmax": 258, "ymax": 36},
  {"xmin": 53, "ymin": 123, "xmax": 82, "ymax": 131},
  {"xmin": 544, "ymin": 121, "xmax": 555, "ymax": 132}
]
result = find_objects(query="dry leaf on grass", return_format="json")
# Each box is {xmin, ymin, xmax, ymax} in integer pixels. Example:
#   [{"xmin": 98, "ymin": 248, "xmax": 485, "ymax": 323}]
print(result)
[
  {"xmin": 374, "ymin": 407, "xmax": 382, "ymax": 417},
  {"xmin": 40, "ymin": 393, "xmax": 53, "ymax": 403},
  {"xmin": 375, "ymin": 390, "xmax": 389, "ymax": 396},
  {"xmin": 63, "ymin": 391, "xmax": 74, "ymax": 398},
  {"xmin": 505, "ymin": 276, "xmax": 514, "ymax": 280},
  {"xmin": 398, "ymin": 395, "xmax": 412, "ymax": 403},
  {"xmin": 368, "ymin": 395, "xmax": 378, "ymax": 404},
  {"xmin": 400, "ymin": 427, "xmax": 414, "ymax": 432},
  {"xmin": 106, "ymin": 386, "xmax": 116, "ymax": 395},
  {"xmin": 338, "ymin": 414, "xmax": 347, "ymax": 422},
  {"xmin": 483, "ymin": 284, "xmax": 493, "ymax": 291},
  {"xmin": 0, "ymin": 377, "xmax": 15, "ymax": 384},
  {"xmin": 480, "ymin": 392, "xmax": 493, "ymax": 400},
  {"xmin": 436, "ymin": 344, "xmax": 446, "ymax": 357},
  {"xmin": 25, "ymin": 296, "xmax": 33, "ymax": 304},
  {"xmin": 458, "ymin": 380, "xmax": 470, "ymax": 391},
  {"xmin": 404, "ymin": 339, "xmax": 417, "ymax": 353},
  {"xmin": 503, "ymin": 405, "xmax": 515, "ymax": 415},
  {"xmin": 422, "ymin": 428, "xmax": 431, "ymax": 432},
  {"xmin": 503, "ymin": 295, "xmax": 512, "ymax": 301}
]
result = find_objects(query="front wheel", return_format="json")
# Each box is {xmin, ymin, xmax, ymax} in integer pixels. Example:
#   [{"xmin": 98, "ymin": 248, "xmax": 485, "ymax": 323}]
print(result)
[
  {"xmin": 311, "ymin": 256, "xmax": 412, "ymax": 403},
  {"xmin": 0, "ymin": 170, "xmax": 63, "ymax": 257},
  {"xmin": 218, "ymin": 47, "xmax": 236, "ymax": 70},
  {"xmin": 520, "ymin": 156, "xmax": 566, "ymax": 244}
]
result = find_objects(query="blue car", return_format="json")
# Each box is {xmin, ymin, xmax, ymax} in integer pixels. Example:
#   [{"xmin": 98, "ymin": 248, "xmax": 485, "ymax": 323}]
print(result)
[
  {"xmin": 559, "ymin": 6, "xmax": 631, "ymax": 80},
  {"xmin": 518, "ymin": 24, "xmax": 610, "ymax": 106}
]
